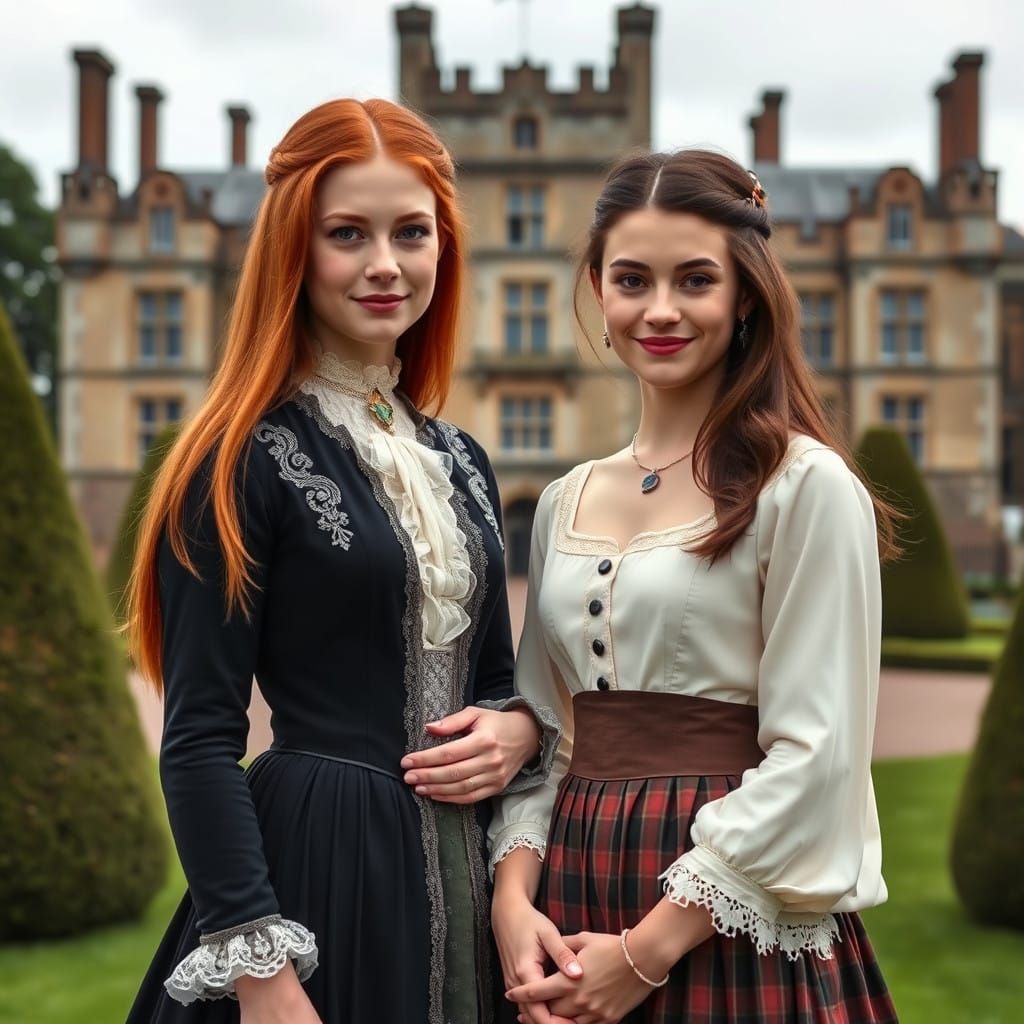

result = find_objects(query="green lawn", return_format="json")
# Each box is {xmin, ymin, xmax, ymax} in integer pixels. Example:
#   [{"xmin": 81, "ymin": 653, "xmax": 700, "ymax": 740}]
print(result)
[
  {"xmin": 1, "ymin": 756, "xmax": 1022, "ymax": 1023},
  {"xmin": 863, "ymin": 755, "xmax": 1024, "ymax": 1023},
  {"xmin": 0, "ymin": 836, "xmax": 184, "ymax": 1024},
  {"xmin": 881, "ymin": 633, "xmax": 1005, "ymax": 672}
]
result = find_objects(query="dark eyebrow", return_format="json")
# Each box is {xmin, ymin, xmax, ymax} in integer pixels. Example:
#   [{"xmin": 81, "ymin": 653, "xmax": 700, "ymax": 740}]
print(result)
[
  {"xmin": 321, "ymin": 210, "xmax": 436, "ymax": 225},
  {"xmin": 608, "ymin": 257, "xmax": 722, "ymax": 272}
]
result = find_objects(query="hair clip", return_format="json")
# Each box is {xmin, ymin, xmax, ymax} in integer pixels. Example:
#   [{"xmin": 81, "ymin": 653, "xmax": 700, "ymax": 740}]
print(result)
[{"xmin": 745, "ymin": 170, "xmax": 767, "ymax": 209}]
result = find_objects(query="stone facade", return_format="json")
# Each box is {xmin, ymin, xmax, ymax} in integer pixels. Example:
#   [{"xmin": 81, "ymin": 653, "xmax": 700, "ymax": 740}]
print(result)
[{"xmin": 57, "ymin": 8, "xmax": 1024, "ymax": 575}]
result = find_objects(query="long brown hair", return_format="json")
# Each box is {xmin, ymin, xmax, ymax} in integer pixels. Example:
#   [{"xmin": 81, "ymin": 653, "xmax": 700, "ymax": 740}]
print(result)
[
  {"xmin": 127, "ymin": 98, "xmax": 466, "ymax": 688},
  {"xmin": 576, "ymin": 149, "xmax": 898, "ymax": 563}
]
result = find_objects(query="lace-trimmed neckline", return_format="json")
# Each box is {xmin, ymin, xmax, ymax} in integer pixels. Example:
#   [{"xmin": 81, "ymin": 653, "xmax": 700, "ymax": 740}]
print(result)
[
  {"xmin": 314, "ymin": 352, "xmax": 402, "ymax": 398},
  {"xmin": 555, "ymin": 434, "xmax": 827, "ymax": 557}
]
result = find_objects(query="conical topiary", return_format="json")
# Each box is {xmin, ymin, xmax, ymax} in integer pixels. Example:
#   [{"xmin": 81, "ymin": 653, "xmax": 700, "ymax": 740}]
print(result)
[
  {"xmin": 951, "ymin": 580, "xmax": 1024, "ymax": 928},
  {"xmin": 106, "ymin": 423, "xmax": 180, "ymax": 623},
  {"xmin": 855, "ymin": 426, "xmax": 969, "ymax": 638},
  {"xmin": 0, "ymin": 303, "xmax": 167, "ymax": 940}
]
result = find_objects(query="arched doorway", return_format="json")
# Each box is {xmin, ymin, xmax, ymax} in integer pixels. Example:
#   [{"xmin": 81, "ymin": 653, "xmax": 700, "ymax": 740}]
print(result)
[{"xmin": 504, "ymin": 496, "xmax": 538, "ymax": 577}]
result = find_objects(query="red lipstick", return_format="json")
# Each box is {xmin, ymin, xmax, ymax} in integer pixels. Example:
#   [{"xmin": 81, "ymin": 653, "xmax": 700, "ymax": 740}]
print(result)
[
  {"xmin": 354, "ymin": 293, "xmax": 407, "ymax": 314},
  {"xmin": 636, "ymin": 335, "xmax": 694, "ymax": 356}
]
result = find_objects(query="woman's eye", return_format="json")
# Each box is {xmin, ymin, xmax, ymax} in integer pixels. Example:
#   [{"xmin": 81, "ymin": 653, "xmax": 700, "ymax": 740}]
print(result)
[
  {"xmin": 683, "ymin": 273, "xmax": 713, "ymax": 289},
  {"xmin": 330, "ymin": 226, "xmax": 362, "ymax": 242},
  {"xmin": 617, "ymin": 274, "xmax": 646, "ymax": 289},
  {"xmin": 396, "ymin": 224, "xmax": 429, "ymax": 241}
]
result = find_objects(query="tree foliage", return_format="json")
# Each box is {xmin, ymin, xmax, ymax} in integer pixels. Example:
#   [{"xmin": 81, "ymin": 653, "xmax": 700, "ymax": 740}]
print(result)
[{"xmin": 0, "ymin": 142, "xmax": 58, "ymax": 423}]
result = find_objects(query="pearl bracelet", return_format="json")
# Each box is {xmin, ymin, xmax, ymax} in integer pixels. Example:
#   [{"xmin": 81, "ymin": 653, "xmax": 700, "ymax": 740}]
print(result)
[{"xmin": 619, "ymin": 928, "xmax": 670, "ymax": 988}]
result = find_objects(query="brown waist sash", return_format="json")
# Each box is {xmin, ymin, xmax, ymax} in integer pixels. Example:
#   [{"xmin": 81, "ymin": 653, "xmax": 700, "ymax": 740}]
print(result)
[{"xmin": 568, "ymin": 691, "xmax": 765, "ymax": 781}]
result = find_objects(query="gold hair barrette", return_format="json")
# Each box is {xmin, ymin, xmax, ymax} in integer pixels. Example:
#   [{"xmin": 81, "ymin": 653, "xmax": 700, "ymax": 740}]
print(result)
[{"xmin": 745, "ymin": 170, "xmax": 768, "ymax": 209}]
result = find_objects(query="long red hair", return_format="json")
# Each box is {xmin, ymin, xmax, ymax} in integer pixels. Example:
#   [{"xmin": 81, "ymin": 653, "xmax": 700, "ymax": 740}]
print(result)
[
  {"xmin": 127, "ymin": 99, "xmax": 466, "ymax": 687},
  {"xmin": 575, "ymin": 149, "xmax": 899, "ymax": 563}
]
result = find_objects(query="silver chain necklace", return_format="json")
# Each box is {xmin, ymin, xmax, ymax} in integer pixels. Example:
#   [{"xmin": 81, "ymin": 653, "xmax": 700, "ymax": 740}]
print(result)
[{"xmin": 630, "ymin": 433, "xmax": 694, "ymax": 494}]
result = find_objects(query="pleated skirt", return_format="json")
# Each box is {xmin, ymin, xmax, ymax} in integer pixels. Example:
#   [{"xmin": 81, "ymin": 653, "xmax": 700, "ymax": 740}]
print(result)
[
  {"xmin": 126, "ymin": 749, "xmax": 435, "ymax": 1023},
  {"xmin": 538, "ymin": 771, "xmax": 899, "ymax": 1024}
]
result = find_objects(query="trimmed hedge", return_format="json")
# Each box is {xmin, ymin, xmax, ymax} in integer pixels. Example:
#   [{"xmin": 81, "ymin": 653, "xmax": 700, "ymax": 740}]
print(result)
[
  {"xmin": 951, "ymin": 581, "xmax": 1024, "ymax": 929},
  {"xmin": 0, "ymin": 304, "xmax": 166, "ymax": 940},
  {"xmin": 106, "ymin": 424, "xmax": 180, "ymax": 623},
  {"xmin": 855, "ymin": 427, "xmax": 969, "ymax": 639}
]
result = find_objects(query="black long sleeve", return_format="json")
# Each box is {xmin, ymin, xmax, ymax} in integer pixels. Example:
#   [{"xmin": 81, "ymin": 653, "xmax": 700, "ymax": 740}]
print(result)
[{"xmin": 157, "ymin": 448, "xmax": 281, "ymax": 937}]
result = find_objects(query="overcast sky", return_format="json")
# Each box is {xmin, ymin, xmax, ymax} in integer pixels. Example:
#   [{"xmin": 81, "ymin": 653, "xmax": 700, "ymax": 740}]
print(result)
[{"xmin": 3, "ymin": 0, "xmax": 1023, "ymax": 231}]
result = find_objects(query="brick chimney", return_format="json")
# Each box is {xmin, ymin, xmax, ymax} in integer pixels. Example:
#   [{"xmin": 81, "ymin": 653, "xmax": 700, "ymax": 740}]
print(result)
[
  {"xmin": 934, "ymin": 79, "xmax": 955, "ymax": 178},
  {"xmin": 73, "ymin": 49, "xmax": 115, "ymax": 173},
  {"xmin": 951, "ymin": 52, "xmax": 984, "ymax": 165},
  {"xmin": 135, "ymin": 85, "xmax": 163, "ymax": 180},
  {"xmin": 227, "ymin": 105, "xmax": 251, "ymax": 167},
  {"xmin": 749, "ymin": 90, "xmax": 785, "ymax": 165}
]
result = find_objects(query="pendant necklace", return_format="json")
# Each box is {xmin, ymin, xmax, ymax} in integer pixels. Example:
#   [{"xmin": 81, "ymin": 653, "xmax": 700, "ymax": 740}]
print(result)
[
  {"xmin": 630, "ymin": 433, "xmax": 694, "ymax": 494},
  {"xmin": 313, "ymin": 375, "xmax": 397, "ymax": 434}
]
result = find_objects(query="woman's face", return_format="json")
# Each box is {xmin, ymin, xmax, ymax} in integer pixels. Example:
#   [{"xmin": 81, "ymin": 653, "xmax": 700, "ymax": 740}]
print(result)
[
  {"xmin": 305, "ymin": 154, "xmax": 440, "ymax": 364},
  {"xmin": 595, "ymin": 207, "xmax": 749, "ymax": 392}
]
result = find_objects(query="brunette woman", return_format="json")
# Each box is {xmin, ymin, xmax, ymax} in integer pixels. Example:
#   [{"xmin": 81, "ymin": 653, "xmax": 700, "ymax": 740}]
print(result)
[
  {"xmin": 491, "ymin": 150, "xmax": 898, "ymax": 1024},
  {"xmin": 125, "ymin": 98, "xmax": 558, "ymax": 1024}
]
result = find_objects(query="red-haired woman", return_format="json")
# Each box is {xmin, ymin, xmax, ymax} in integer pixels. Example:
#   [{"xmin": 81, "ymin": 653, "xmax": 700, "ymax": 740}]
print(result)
[
  {"xmin": 125, "ymin": 99, "xmax": 558, "ymax": 1024},
  {"xmin": 491, "ymin": 151, "xmax": 898, "ymax": 1024}
]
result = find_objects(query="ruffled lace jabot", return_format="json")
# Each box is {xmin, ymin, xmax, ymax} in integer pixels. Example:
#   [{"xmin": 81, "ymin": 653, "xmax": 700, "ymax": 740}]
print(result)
[{"xmin": 300, "ymin": 358, "xmax": 476, "ymax": 650}]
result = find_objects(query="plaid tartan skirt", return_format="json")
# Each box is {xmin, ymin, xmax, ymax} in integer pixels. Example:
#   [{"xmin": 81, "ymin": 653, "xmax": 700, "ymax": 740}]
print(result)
[{"xmin": 536, "ymin": 694, "xmax": 898, "ymax": 1024}]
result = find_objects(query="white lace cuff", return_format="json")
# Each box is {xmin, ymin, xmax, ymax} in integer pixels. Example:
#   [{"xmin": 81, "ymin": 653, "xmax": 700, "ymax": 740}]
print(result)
[
  {"xmin": 488, "ymin": 823, "xmax": 548, "ymax": 879},
  {"xmin": 477, "ymin": 696, "xmax": 562, "ymax": 794},
  {"xmin": 164, "ymin": 914, "xmax": 319, "ymax": 1005},
  {"xmin": 660, "ymin": 847, "xmax": 840, "ymax": 960}
]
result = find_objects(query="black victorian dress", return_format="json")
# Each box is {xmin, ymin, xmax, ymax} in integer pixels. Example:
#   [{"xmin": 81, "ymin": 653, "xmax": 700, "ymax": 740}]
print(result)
[{"xmin": 126, "ymin": 357, "xmax": 557, "ymax": 1024}]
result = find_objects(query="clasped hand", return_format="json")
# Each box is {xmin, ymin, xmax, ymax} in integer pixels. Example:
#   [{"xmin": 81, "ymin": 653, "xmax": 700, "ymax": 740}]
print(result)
[
  {"xmin": 401, "ymin": 706, "xmax": 539, "ymax": 804},
  {"xmin": 504, "ymin": 930, "xmax": 655, "ymax": 1024}
]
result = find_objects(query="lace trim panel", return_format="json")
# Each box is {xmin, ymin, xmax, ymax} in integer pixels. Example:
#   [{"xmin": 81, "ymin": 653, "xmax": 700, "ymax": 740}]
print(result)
[
  {"xmin": 254, "ymin": 421, "xmax": 354, "ymax": 549},
  {"xmin": 433, "ymin": 419, "xmax": 504, "ymax": 551},
  {"xmin": 476, "ymin": 695, "xmax": 561, "ymax": 795},
  {"xmin": 659, "ymin": 861, "xmax": 840, "ymax": 961},
  {"xmin": 441, "ymin": 477, "xmax": 496, "ymax": 1024},
  {"xmin": 164, "ymin": 916, "xmax": 318, "ymax": 1005}
]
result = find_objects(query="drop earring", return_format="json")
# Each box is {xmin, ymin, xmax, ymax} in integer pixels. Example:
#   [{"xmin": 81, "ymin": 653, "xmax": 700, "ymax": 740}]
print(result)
[
  {"xmin": 737, "ymin": 317, "xmax": 749, "ymax": 350},
  {"xmin": 602, "ymin": 328, "xmax": 611, "ymax": 349}
]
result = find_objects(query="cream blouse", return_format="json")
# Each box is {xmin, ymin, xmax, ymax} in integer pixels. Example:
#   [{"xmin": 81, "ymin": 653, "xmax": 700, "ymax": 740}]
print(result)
[{"xmin": 489, "ymin": 435, "xmax": 887, "ymax": 959}]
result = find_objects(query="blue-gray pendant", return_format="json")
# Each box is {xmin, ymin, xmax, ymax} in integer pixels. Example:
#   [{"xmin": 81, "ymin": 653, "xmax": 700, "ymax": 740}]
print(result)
[{"xmin": 641, "ymin": 472, "xmax": 660, "ymax": 494}]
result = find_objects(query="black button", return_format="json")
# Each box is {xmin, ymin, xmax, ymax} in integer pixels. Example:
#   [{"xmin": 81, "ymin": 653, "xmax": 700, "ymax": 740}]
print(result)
[
  {"xmin": 592, "ymin": 639, "xmax": 605, "ymax": 656},
  {"xmin": 596, "ymin": 676, "xmax": 610, "ymax": 690},
  {"xmin": 598, "ymin": 558, "xmax": 613, "ymax": 575},
  {"xmin": 589, "ymin": 599, "xmax": 603, "ymax": 616}
]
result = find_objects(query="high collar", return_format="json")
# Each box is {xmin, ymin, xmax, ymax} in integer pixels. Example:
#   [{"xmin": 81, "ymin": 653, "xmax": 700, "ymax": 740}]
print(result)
[{"xmin": 313, "ymin": 352, "xmax": 402, "ymax": 398}]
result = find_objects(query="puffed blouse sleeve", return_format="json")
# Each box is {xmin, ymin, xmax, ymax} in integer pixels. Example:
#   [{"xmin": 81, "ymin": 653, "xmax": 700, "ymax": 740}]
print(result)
[
  {"xmin": 158, "ymin": 446, "xmax": 317, "ymax": 1004},
  {"xmin": 487, "ymin": 478, "xmax": 574, "ymax": 876},
  {"xmin": 660, "ymin": 447, "xmax": 885, "ymax": 959}
]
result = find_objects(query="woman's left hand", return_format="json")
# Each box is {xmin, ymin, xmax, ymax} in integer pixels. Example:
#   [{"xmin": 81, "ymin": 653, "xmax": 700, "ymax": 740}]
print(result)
[
  {"xmin": 505, "ymin": 931, "xmax": 655, "ymax": 1024},
  {"xmin": 401, "ymin": 706, "xmax": 540, "ymax": 804},
  {"xmin": 505, "ymin": 933, "xmax": 655, "ymax": 1024}
]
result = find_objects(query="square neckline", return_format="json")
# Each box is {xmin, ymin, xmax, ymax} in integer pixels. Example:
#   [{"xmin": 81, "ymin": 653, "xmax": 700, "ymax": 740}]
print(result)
[{"xmin": 561, "ymin": 460, "xmax": 717, "ymax": 556}]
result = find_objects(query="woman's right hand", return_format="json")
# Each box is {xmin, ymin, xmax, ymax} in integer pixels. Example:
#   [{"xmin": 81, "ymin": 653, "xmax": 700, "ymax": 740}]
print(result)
[
  {"xmin": 236, "ymin": 962, "xmax": 323, "ymax": 1024},
  {"xmin": 492, "ymin": 893, "xmax": 582, "ymax": 1024}
]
